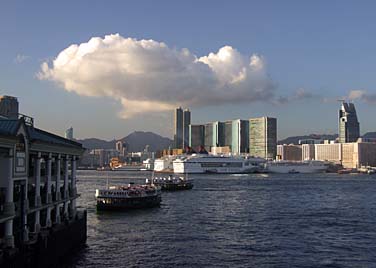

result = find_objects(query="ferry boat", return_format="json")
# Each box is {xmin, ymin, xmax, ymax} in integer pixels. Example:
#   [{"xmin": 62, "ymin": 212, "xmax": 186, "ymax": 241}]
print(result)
[
  {"xmin": 264, "ymin": 160, "xmax": 328, "ymax": 174},
  {"xmin": 95, "ymin": 183, "xmax": 161, "ymax": 211},
  {"xmin": 173, "ymin": 154, "xmax": 265, "ymax": 174},
  {"xmin": 150, "ymin": 175, "xmax": 193, "ymax": 191}
]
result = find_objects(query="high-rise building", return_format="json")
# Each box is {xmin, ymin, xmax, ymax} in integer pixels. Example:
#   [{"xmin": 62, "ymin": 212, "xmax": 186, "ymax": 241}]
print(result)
[
  {"xmin": 173, "ymin": 107, "xmax": 191, "ymax": 149},
  {"xmin": 338, "ymin": 102, "xmax": 360, "ymax": 143},
  {"xmin": 0, "ymin": 95, "xmax": 19, "ymax": 119},
  {"xmin": 231, "ymin": 119, "xmax": 249, "ymax": 154},
  {"xmin": 203, "ymin": 121, "xmax": 224, "ymax": 151},
  {"xmin": 221, "ymin": 119, "xmax": 249, "ymax": 154},
  {"xmin": 189, "ymin": 124, "xmax": 205, "ymax": 150},
  {"xmin": 173, "ymin": 107, "xmax": 183, "ymax": 149},
  {"xmin": 65, "ymin": 127, "xmax": 73, "ymax": 140},
  {"xmin": 249, "ymin": 117, "xmax": 277, "ymax": 159},
  {"xmin": 116, "ymin": 140, "xmax": 127, "ymax": 156},
  {"xmin": 183, "ymin": 109, "xmax": 191, "ymax": 148}
]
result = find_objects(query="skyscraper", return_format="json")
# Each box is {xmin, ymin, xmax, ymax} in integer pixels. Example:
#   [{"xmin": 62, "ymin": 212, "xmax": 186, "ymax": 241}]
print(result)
[
  {"xmin": 183, "ymin": 109, "xmax": 191, "ymax": 148},
  {"xmin": 231, "ymin": 119, "xmax": 249, "ymax": 154},
  {"xmin": 338, "ymin": 102, "xmax": 360, "ymax": 143},
  {"xmin": 173, "ymin": 107, "xmax": 183, "ymax": 149},
  {"xmin": 65, "ymin": 127, "xmax": 74, "ymax": 140},
  {"xmin": 189, "ymin": 124, "xmax": 205, "ymax": 149},
  {"xmin": 203, "ymin": 121, "xmax": 224, "ymax": 151},
  {"xmin": 249, "ymin": 117, "xmax": 277, "ymax": 159},
  {"xmin": 173, "ymin": 107, "xmax": 191, "ymax": 149}
]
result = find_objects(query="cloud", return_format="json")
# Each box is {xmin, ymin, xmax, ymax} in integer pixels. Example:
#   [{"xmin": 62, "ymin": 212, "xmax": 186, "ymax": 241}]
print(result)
[
  {"xmin": 38, "ymin": 34, "xmax": 276, "ymax": 118},
  {"xmin": 275, "ymin": 88, "xmax": 322, "ymax": 104},
  {"xmin": 14, "ymin": 54, "xmax": 30, "ymax": 64},
  {"xmin": 347, "ymin": 90, "xmax": 376, "ymax": 104}
]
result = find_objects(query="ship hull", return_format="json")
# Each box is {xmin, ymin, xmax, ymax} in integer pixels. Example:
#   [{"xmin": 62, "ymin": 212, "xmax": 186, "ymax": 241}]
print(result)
[{"xmin": 96, "ymin": 195, "xmax": 161, "ymax": 211}]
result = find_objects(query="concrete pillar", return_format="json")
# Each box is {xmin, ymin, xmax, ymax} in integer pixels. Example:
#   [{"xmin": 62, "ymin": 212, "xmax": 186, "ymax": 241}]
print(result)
[
  {"xmin": 70, "ymin": 156, "xmax": 77, "ymax": 218},
  {"xmin": 71, "ymin": 156, "xmax": 77, "ymax": 196},
  {"xmin": 46, "ymin": 153, "xmax": 52, "ymax": 203},
  {"xmin": 45, "ymin": 153, "xmax": 52, "ymax": 227},
  {"xmin": 34, "ymin": 152, "xmax": 41, "ymax": 232},
  {"xmin": 55, "ymin": 154, "xmax": 61, "ymax": 224},
  {"xmin": 4, "ymin": 149, "xmax": 14, "ymax": 248},
  {"xmin": 23, "ymin": 180, "xmax": 29, "ymax": 242},
  {"xmin": 63, "ymin": 155, "xmax": 69, "ymax": 218}
]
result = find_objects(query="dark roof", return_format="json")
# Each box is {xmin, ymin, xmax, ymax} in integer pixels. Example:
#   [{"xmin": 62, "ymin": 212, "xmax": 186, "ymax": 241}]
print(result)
[
  {"xmin": 28, "ymin": 127, "xmax": 82, "ymax": 148},
  {"xmin": 0, "ymin": 118, "xmax": 82, "ymax": 149},
  {"xmin": 0, "ymin": 120, "xmax": 19, "ymax": 136}
]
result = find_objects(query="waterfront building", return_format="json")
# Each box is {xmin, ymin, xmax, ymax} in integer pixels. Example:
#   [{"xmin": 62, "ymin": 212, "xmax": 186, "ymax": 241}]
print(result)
[
  {"xmin": 211, "ymin": 146, "xmax": 231, "ymax": 155},
  {"xmin": 302, "ymin": 144, "xmax": 315, "ymax": 161},
  {"xmin": 314, "ymin": 143, "xmax": 341, "ymax": 163},
  {"xmin": 189, "ymin": 124, "xmax": 205, "ymax": 150},
  {"xmin": 0, "ymin": 97, "xmax": 86, "ymax": 265},
  {"xmin": 341, "ymin": 142, "xmax": 376, "ymax": 169},
  {"xmin": 277, "ymin": 144, "xmax": 302, "ymax": 161},
  {"xmin": 65, "ymin": 127, "xmax": 73, "ymax": 140},
  {"xmin": 231, "ymin": 119, "xmax": 249, "ymax": 155},
  {"xmin": 204, "ymin": 121, "xmax": 225, "ymax": 151},
  {"xmin": 339, "ymin": 102, "xmax": 360, "ymax": 143},
  {"xmin": 249, "ymin": 117, "xmax": 277, "ymax": 159},
  {"xmin": 0, "ymin": 95, "xmax": 19, "ymax": 119}
]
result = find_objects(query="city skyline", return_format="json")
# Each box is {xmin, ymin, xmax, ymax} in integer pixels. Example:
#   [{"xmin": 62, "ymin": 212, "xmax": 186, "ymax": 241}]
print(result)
[{"xmin": 2, "ymin": 1, "xmax": 376, "ymax": 140}]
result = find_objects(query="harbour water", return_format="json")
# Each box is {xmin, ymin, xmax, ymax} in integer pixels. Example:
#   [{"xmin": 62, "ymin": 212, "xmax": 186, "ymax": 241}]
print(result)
[{"xmin": 66, "ymin": 171, "xmax": 376, "ymax": 267}]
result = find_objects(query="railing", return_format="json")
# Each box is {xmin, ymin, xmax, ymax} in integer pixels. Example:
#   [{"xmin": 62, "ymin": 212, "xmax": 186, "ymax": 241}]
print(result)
[{"xmin": 18, "ymin": 113, "xmax": 34, "ymax": 127}]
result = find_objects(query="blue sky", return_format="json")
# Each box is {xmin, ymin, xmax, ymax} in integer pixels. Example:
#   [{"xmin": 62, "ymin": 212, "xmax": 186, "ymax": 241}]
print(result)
[{"xmin": 1, "ymin": 1, "xmax": 376, "ymax": 140}]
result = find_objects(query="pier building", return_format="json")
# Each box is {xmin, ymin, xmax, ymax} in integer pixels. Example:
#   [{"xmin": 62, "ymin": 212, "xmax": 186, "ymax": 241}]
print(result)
[{"xmin": 0, "ymin": 97, "xmax": 86, "ymax": 267}]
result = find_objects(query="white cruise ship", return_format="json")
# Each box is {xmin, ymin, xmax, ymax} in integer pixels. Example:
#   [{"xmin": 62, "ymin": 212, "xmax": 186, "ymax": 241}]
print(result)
[
  {"xmin": 173, "ymin": 154, "xmax": 265, "ymax": 174},
  {"xmin": 264, "ymin": 160, "xmax": 328, "ymax": 174}
]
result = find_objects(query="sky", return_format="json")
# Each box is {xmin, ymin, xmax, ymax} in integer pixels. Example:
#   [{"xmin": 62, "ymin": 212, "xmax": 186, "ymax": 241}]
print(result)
[{"xmin": 1, "ymin": 0, "xmax": 376, "ymax": 140}]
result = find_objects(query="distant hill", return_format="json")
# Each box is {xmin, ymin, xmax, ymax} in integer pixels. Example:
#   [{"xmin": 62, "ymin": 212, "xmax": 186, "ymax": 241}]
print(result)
[
  {"xmin": 76, "ymin": 138, "xmax": 116, "ymax": 149},
  {"xmin": 77, "ymin": 131, "xmax": 173, "ymax": 152},
  {"xmin": 363, "ymin": 132, "xmax": 376, "ymax": 139},
  {"xmin": 119, "ymin": 131, "xmax": 173, "ymax": 152},
  {"xmin": 278, "ymin": 134, "xmax": 338, "ymax": 145}
]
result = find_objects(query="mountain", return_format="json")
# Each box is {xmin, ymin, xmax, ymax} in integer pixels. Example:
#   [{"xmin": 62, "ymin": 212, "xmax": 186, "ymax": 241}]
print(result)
[
  {"xmin": 77, "ymin": 131, "xmax": 173, "ymax": 152},
  {"xmin": 118, "ymin": 131, "xmax": 173, "ymax": 152},
  {"xmin": 76, "ymin": 138, "xmax": 116, "ymax": 149},
  {"xmin": 278, "ymin": 134, "xmax": 338, "ymax": 145},
  {"xmin": 363, "ymin": 132, "xmax": 376, "ymax": 139}
]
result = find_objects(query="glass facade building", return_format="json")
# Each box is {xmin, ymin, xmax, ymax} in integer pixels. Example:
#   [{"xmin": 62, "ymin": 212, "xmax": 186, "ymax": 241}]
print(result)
[
  {"xmin": 338, "ymin": 102, "xmax": 360, "ymax": 143},
  {"xmin": 173, "ymin": 107, "xmax": 183, "ymax": 149},
  {"xmin": 189, "ymin": 124, "xmax": 205, "ymax": 149},
  {"xmin": 249, "ymin": 117, "xmax": 277, "ymax": 159},
  {"xmin": 183, "ymin": 109, "xmax": 191, "ymax": 148}
]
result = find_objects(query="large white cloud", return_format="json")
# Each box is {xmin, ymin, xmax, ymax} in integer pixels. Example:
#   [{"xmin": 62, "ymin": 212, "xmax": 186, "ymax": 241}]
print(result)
[
  {"xmin": 348, "ymin": 90, "xmax": 376, "ymax": 103},
  {"xmin": 38, "ymin": 34, "xmax": 275, "ymax": 118}
]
